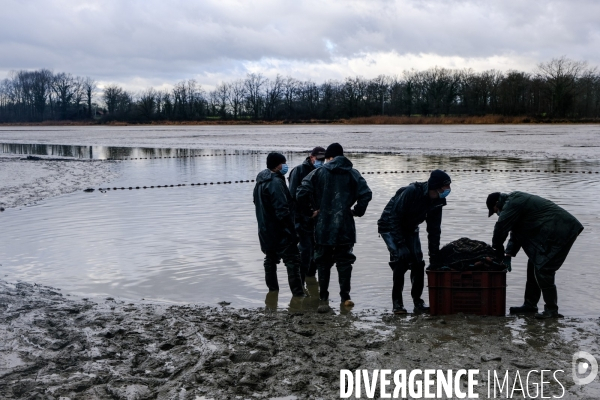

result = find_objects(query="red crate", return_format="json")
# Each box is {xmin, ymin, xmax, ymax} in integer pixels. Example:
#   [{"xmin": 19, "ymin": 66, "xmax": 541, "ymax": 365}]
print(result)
[{"xmin": 426, "ymin": 270, "xmax": 507, "ymax": 316}]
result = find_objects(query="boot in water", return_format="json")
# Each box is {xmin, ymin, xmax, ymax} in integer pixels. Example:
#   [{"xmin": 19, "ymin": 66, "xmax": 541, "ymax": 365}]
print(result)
[
  {"xmin": 509, "ymin": 304, "xmax": 538, "ymax": 314},
  {"xmin": 535, "ymin": 310, "xmax": 563, "ymax": 319},
  {"xmin": 413, "ymin": 298, "xmax": 430, "ymax": 313},
  {"xmin": 393, "ymin": 300, "xmax": 407, "ymax": 315}
]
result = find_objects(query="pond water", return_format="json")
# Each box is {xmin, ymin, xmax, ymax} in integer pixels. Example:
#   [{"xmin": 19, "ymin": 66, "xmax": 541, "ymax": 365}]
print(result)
[{"xmin": 1, "ymin": 144, "xmax": 599, "ymax": 317}]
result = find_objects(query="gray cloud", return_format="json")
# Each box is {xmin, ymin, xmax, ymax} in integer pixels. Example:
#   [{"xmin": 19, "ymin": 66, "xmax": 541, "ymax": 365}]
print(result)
[{"xmin": 1, "ymin": 0, "xmax": 598, "ymax": 88}]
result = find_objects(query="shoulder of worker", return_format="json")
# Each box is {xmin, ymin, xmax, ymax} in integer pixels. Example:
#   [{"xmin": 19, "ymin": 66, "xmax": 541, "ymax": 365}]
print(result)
[
  {"xmin": 301, "ymin": 166, "xmax": 320, "ymax": 182},
  {"xmin": 507, "ymin": 190, "xmax": 531, "ymax": 199},
  {"xmin": 291, "ymin": 157, "xmax": 313, "ymax": 176},
  {"xmin": 505, "ymin": 191, "xmax": 532, "ymax": 206},
  {"xmin": 400, "ymin": 181, "xmax": 427, "ymax": 198},
  {"xmin": 323, "ymin": 155, "xmax": 353, "ymax": 173},
  {"xmin": 256, "ymin": 169, "xmax": 274, "ymax": 183},
  {"xmin": 301, "ymin": 157, "xmax": 314, "ymax": 170}
]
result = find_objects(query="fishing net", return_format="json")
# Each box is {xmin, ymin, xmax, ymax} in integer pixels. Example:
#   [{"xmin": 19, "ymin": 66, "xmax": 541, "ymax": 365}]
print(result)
[{"xmin": 429, "ymin": 237, "xmax": 505, "ymax": 271}]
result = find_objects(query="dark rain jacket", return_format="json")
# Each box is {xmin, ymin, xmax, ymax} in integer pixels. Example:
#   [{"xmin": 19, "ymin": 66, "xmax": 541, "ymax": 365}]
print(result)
[
  {"xmin": 296, "ymin": 156, "xmax": 372, "ymax": 246},
  {"xmin": 288, "ymin": 157, "xmax": 316, "ymax": 232},
  {"xmin": 377, "ymin": 181, "xmax": 446, "ymax": 255},
  {"xmin": 253, "ymin": 169, "xmax": 297, "ymax": 252},
  {"xmin": 492, "ymin": 191, "xmax": 583, "ymax": 269}
]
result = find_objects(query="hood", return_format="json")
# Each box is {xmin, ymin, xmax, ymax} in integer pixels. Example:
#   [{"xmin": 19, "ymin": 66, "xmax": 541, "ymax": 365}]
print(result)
[
  {"xmin": 323, "ymin": 156, "xmax": 353, "ymax": 172},
  {"xmin": 256, "ymin": 169, "xmax": 276, "ymax": 184},
  {"xmin": 302, "ymin": 157, "xmax": 314, "ymax": 169}
]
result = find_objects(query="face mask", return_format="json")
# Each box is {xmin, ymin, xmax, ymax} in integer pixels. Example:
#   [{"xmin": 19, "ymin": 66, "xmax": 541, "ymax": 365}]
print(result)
[
  {"xmin": 438, "ymin": 188, "xmax": 451, "ymax": 199},
  {"xmin": 314, "ymin": 160, "xmax": 323, "ymax": 168},
  {"xmin": 280, "ymin": 164, "xmax": 289, "ymax": 175}
]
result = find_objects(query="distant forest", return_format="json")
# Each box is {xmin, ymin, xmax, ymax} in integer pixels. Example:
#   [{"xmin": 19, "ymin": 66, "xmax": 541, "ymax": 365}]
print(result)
[{"xmin": 1, "ymin": 57, "xmax": 599, "ymax": 123}]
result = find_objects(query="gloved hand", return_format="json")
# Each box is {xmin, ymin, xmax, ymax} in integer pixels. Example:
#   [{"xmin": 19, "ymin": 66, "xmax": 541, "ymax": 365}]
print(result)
[
  {"xmin": 396, "ymin": 244, "xmax": 411, "ymax": 262},
  {"xmin": 502, "ymin": 255, "xmax": 512, "ymax": 272},
  {"xmin": 493, "ymin": 246, "xmax": 505, "ymax": 260}
]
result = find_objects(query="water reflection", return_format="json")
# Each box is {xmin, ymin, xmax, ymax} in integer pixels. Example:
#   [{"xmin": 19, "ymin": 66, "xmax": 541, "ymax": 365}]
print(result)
[
  {"xmin": 1, "ymin": 152, "xmax": 599, "ymax": 317},
  {"xmin": 0, "ymin": 143, "xmax": 270, "ymax": 160}
]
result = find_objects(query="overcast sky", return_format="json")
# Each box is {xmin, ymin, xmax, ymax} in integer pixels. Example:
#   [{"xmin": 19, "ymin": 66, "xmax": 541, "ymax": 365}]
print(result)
[{"xmin": 1, "ymin": 0, "xmax": 599, "ymax": 91}]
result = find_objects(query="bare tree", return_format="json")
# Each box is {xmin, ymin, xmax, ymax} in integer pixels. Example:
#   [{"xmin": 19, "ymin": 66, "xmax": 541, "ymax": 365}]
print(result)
[
  {"xmin": 82, "ymin": 77, "xmax": 97, "ymax": 119},
  {"xmin": 244, "ymin": 73, "xmax": 266, "ymax": 119},
  {"xmin": 228, "ymin": 79, "xmax": 246, "ymax": 119},
  {"xmin": 138, "ymin": 88, "xmax": 157, "ymax": 120},
  {"xmin": 51, "ymin": 73, "xmax": 77, "ymax": 119},
  {"xmin": 282, "ymin": 77, "xmax": 298, "ymax": 119},
  {"xmin": 103, "ymin": 85, "xmax": 124, "ymax": 115},
  {"xmin": 263, "ymin": 75, "xmax": 283, "ymax": 120},
  {"xmin": 211, "ymin": 82, "xmax": 230, "ymax": 118},
  {"xmin": 72, "ymin": 76, "xmax": 86, "ymax": 117},
  {"xmin": 32, "ymin": 70, "xmax": 53, "ymax": 120},
  {"xmin": 537, "ymin": 57, "xmax": 591, "ymax": 117}
]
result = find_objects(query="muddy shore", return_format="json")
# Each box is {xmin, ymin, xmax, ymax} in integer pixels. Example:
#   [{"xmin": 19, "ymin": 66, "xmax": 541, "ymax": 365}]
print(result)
[{"xmin": 1, "ymin": 279, "xmax": 598, "ymax": 399}]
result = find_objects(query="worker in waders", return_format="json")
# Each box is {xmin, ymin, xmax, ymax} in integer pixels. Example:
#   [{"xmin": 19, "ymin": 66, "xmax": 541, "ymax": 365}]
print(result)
[
  {"xmin": 296, "ymin": 143, "xmax": 372, "ymax": 307},
  {"xmin": 487, "ymin": 192, "xmax": 583, "ymax": 319},
  {"xmin": 288, "ymin": 146, "xmax": 326, "ymax": 285},
  {"xmin": 253, "ymin": 152, "xmax": 305, "ymax": 297},
  {"xmin": 377, "ymin": 170, "xmax": 451, "ymax": 314}
]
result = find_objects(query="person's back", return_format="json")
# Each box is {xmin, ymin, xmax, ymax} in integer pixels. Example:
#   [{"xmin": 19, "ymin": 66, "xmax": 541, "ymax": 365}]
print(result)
[
  {"xmin": 296, "ymin": 143, "xmax": 372, "ymax": 306},
  {"xmin": 492, "ymin": 191, "xmax": 583, "ymax": 267},
  {"xmin": 253, "ymin": 152, "xmax": 305, "ymax": 298},
  {"xmin": 487, "ymin": 190, "xmax": 583, "ymax": 319},
  {"xmin": 253, "ymin": 168, "xmax": 295, "ymax": 253},
  {"xmin": 304, "ymin": 155, "xmax": 371, "ymax": 245}
]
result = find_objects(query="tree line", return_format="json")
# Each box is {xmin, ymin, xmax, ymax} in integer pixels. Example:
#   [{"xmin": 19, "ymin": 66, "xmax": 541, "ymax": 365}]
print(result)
[{"xmin": 1, "ymin": 57, "xmax": 599, "ymax": 123}]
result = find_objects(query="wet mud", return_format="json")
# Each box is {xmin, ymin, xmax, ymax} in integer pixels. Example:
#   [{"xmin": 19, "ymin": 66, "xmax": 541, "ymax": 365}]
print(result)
[{"xmin": 1, "ymin": 279, "xmax": 599, "ymax": 399}]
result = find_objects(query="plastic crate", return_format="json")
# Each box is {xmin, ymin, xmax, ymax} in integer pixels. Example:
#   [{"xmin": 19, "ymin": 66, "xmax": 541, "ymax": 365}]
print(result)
[{"xmin": 426, "ymin": 270, "xmax": 507, "ymax": 316}]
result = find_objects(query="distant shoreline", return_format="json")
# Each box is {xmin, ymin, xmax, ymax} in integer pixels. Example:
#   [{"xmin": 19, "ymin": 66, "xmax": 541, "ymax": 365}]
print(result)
[{"xmin": 2, "ymin": 115, "xmax": 600, "ymax": 126}]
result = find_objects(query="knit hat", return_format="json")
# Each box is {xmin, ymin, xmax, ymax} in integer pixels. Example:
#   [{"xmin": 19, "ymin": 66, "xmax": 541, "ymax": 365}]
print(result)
[
  {"xmin": 324, "ymin": 143, "xmax": 344, "ymax": 159},
  {"xmin": 311, "ymin": 146, "xmax": 326, "ymax": 159},
  {"xmin": 486, "ymin": 192, "xmax": 501, "ymax": 217},
  {"xmin": 427, "ymin": 170, "xmax": 452, "ymax": 190},
  {"xmin": 266, "ymin": 152, "xmax": 286, "ymax": 170}
]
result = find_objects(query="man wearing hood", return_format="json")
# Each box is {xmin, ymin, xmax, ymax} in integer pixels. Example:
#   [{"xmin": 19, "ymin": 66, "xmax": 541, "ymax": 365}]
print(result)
[
  {"xmin": 487, "ymin": 191, "xmax": 583, "ymax": 319},
  {"xmin": 377, "ymin": 170, "xmax": 452, "ymax": 314},
  {"xmin": 288, "ymin": 147, "xmax": 326, "ymax": 284},
  {"xmin": 253, "ymin": 152, "xmax": 305, "ymax": 297},
  {"xmin": 296, "ymin": 143, "xmax": 372, "ymax": 306}
]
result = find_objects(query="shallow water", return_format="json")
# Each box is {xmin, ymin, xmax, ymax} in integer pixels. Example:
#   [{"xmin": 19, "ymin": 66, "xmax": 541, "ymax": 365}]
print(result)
[{"xmin": 1, "ymin": 147, "xmax": 599, "ymax": 317}]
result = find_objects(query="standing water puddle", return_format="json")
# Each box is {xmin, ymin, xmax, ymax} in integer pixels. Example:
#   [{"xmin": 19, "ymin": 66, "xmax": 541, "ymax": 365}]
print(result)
[{"xmin": 1, "ymin": 147, "xmax": 599, "ymax": 317}]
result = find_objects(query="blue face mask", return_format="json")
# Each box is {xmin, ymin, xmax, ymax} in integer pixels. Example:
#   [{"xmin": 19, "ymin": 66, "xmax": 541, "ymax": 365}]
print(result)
[
  {"xmin": 280, "ymin": 164, "xmax": 289, "ymax": 175},
  {"xmin": 314, "ymin": 160, "xmax": 323, "ymax": 168},
  {"xmin": 438, "ymin": 188, "xmax": 451, "ymax": 199}
]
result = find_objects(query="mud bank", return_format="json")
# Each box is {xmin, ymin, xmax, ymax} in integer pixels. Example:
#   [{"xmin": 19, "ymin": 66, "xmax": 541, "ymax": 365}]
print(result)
[
  {"xmin": 1, "ymin": 279, "xmax": 599, "ymax": 399},
  {"xmin": 0, "ymin": 157, "xmax": 120, "ymax": 209}
]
